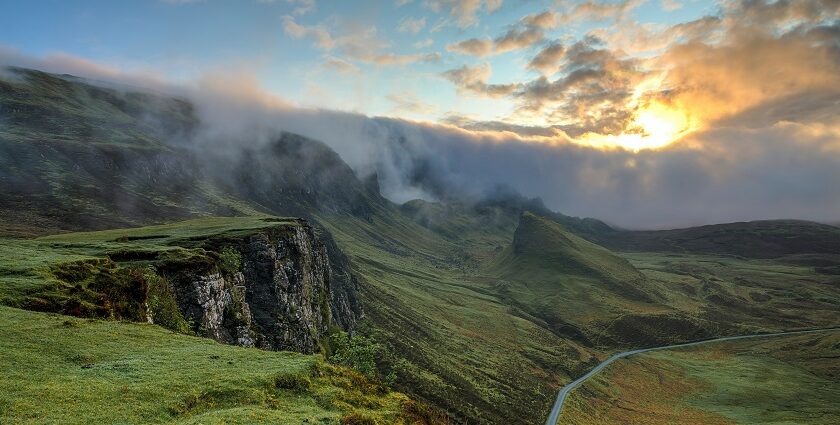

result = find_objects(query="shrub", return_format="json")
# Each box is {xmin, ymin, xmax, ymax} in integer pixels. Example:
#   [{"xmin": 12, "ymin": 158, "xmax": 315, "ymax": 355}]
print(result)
[
  {"xmin": 145, "ymin": 267, "xmax": 192, "ymax": 334},
  {"xmin": 273, "ymin": 371, "xmax": 312, "ymax": 392},
  {"xmin": 328, "ymin": 332, "xmax": 381, "ymax": 379},
  {"xmin": 218, "ymin": 247, "xmax": 241, "ymax": 277},
  {"xmin": 340, "ymin": 411, "xmax": 377, "ymax": 425}
]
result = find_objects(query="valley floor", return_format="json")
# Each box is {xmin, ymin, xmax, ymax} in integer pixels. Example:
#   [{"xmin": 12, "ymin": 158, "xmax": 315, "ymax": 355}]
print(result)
[{"xmin": 559, "ymin": 331, "xmax": 840, "ymax": 424}]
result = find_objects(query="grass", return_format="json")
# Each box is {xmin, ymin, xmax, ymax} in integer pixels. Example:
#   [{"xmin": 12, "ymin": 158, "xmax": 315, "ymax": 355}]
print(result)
[
  {"xmin": 0, "ymin": 216, "xmax": 295, "ymax": 310},
  {"xmin": 0, "ymin": 306, "xmax": 419, "ymax": 425},
  {"xmin": 623, "ymin": 251, "xmax": 840, "ymax": 330},
  {"xmin": 320, "ymin": 206, "xmax": 593, "ymax": 424},
  {"xmin": 560, "ymin": 331, "xmax": 840, "ymax": 424}
]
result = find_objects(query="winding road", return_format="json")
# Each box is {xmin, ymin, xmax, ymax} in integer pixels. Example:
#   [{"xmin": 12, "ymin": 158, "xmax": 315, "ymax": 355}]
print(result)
[{"xmin": 544, "ymin": 327, "xmax": 840, "ymax": 425}]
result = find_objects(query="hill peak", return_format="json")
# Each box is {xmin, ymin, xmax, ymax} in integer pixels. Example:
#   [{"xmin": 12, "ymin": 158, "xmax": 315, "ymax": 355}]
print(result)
[{"xmin": 512, "ymin": 212, "xmax": 646, "ymax": 286}]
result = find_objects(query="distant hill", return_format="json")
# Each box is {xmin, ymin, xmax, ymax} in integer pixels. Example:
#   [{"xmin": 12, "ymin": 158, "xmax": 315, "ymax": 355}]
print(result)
[
  {"xmin": 571, "ymin": 219, "xmax": 840, "ymax": 259},
  {"xmin": 402, "ymin": 190, "xmax": 840, "ymax": 260},
  {"xmin": 484, "ymin": 213, "xmax": 717, "ymax": 348},
  {"xmin": 508, "ymin": 212, "xmax": 647, "ymax": 295},
  {"xmin": 0, "ymin": 68, "xmax": 382, "ymax": 237}
]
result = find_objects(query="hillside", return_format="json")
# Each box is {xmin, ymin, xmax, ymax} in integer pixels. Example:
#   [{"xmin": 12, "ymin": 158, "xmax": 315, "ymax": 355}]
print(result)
[
  {"xmin": 0, "ymin": 216, "xmax": 362, "ymax": 352},
  {"xmin": 556, "ymin": 216, "xmax": 840, "ymax": 260},
  {"xmin": 486, "ymin": 213, "xmax": 711, "ymax": 349},
  {"xmin": 0, "ymin": 68, "xmax": 381, "ymax": 238}
]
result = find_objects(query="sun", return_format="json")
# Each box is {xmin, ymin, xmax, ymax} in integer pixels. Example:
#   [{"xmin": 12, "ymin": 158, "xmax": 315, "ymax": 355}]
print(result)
[{"xmin": 577, "ymin": 102, "xmax": 695, "ymax": 151}]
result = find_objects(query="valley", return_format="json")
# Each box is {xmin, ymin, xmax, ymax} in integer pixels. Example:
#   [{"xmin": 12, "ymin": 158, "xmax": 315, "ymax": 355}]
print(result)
[
  {"xmin": 559, "ymin": 330, "xmax": 840, "ymax": 424},
  {"xmin": 1, "ymin": 68, "xmax": 839, "ymax": 424}
]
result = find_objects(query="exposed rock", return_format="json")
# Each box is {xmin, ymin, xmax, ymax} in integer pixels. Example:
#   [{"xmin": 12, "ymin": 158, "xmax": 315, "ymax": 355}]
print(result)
[
  {"xmin": 239, "ymin": 225, "xmax": 330, "ymax": 352},
  {"xmin": 162, "ymin": 220, "xmax": 358, "ymax": 354},
  {"xmin": 170, "ymin": 270, "xmax": 254, "ymax": 348},
  {"xmin": 318, "ymin": 228, "xmax": 364, "ymax": 332}
]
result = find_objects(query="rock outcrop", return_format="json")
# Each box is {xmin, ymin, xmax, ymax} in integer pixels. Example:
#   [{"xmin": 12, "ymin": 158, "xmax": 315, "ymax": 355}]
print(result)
[
  {"xmin": 160, "ymin": 220, "xmax": 359, "ymax": 354},
  {"xmin": 238, "ymin": 225, "xmax": 331, "ymax": 352}
]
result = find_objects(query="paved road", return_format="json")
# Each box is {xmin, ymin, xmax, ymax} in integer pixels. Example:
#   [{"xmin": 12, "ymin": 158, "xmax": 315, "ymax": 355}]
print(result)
[{"xmin": 544, "ymin": 327, "xmax": 840, "ymax": 425}]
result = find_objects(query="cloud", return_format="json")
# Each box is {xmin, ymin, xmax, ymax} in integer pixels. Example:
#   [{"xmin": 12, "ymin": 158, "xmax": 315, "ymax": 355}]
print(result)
[
  {"xmin": 515, "ymin": 36, "xmax": 646, "ymax": 135},
  {"xmin": 424, "ymin": 0, "xmax": 503, "ymax": 27},
  {"xmin": 286, "ymin": 0, "xmax": 316, "ymax": 16},
  {"xmin": 439, "ymin": 0, "xmax": 840, "ymax": 145},
  {"xmin": 442, "ymin": 63, "xmax": 520, "ymax": 98},
  {"xmin": 387, "ymin": 91, "xmax": 437, "ymax": 115},
  {"xmin": 282, "ymin": 15, "xmax": 335, "ymax": 49},
  {"xmin": 447, "ymin": 26, "xmax": 543, "ymax": 57},
  {"xmin": 527, "ymin": 42, "xmax": 565, "ymax": 75},
  {"xmin": 282, "ymin": 15, "xmax": 439, "ymax": 65},
  {"xmin": 398, "ymin": 16, "xmax": 426, "ymax": 33},
  {"xmin": 446, "ymin": 38, "xmax": 494, "ymax": 56},
  {"xmin": 521, "ymin": 10, "xmax": 559, "ymax": 29},
  {"xmin": 414, "ymin": 38, "xmax": 435, "ymax": 48},
  {"xmin": 558, "ymin": 0, "xmax": 643, "ymax": 23},
  {"xmin": 661, "ymin": 0, "xmax": 682, "ymax": 12},
  {"xmin": 446, "ymin": 8, "xmax": 557, "ymax": 58},
  {"xmin": 494, "ymin": 27, "xmax": 544, "ymax": 53},
  {"xmin": 322, "ymin": 57, "xmax": 359, "ymax": 74}
]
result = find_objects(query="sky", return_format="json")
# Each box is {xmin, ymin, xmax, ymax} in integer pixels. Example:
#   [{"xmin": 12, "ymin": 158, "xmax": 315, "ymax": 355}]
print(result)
[{"xmin": 1, "ymin": 0, "xmax": 840, "ymax": 228}]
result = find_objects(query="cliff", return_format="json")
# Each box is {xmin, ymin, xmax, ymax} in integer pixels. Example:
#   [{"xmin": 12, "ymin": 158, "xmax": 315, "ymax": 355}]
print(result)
[
  {"xmin": 157, "ymin": 219, "xmax": 359, "ymax": 353},
  {"xmin": 13, "ymin": 217, "xmax": 361, "ymax": 355}
]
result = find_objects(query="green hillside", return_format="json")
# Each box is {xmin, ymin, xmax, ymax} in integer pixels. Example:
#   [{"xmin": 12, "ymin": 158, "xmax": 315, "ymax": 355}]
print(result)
[
  {"xmin": 0, "ymin": 216, "xmax": 292, "ymax": 312},
  {"xmin": 486, "ymin": 213, "xmax": 709, "ymax": 349}
]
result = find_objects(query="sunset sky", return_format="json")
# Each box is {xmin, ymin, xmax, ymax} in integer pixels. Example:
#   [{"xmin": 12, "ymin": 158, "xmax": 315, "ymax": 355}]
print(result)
[{"xmin": 1, "ymin": 0, "xmax": 839, "ymax": 227}]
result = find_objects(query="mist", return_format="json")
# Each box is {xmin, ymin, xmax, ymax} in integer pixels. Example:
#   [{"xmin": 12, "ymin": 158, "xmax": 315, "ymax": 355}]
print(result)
[{"xmin": 2, "ymin": 48, "xmax": 839, "ymax": 229}]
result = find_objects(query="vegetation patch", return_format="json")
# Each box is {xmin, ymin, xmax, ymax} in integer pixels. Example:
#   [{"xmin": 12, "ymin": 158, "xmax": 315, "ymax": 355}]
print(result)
[{"xmin": 144, "ymin": 266, "xmax": 191, "ymax": 334}]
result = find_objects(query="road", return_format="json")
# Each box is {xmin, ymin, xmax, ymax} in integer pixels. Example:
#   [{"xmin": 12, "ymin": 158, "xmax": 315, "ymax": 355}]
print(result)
[{"xmin": 544, "ymin": 327, "xmax": 840, "ymax": 425}]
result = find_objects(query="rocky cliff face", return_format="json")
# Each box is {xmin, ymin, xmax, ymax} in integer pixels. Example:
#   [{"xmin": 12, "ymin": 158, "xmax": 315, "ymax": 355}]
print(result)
[
  {"xmin": 238, "ymin": 225, "xmax": 331, "ymax": 352},
  {"xmin": 160, "ymin": 220, "xmax": 359, "ymax": 354}
]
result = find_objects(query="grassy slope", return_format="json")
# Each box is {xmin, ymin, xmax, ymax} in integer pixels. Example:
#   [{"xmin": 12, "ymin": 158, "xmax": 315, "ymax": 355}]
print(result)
[
  {"xmin": 321, "ymin": 206, "xmax": 598, "ymax": 424},
  {"xmin": 485, "ymin": 213, "xmax": 678, "ymax": 347},
  {"xmin": 560, "ymin": 331, "xmax": 840, "ymax": 424},
  {"xmin": 323, "ymin": 207, "xmax": 840, "ymax": 424},
  {"xmin": 624, "ymin": 252, "xmax": 840, "ymax": 330},
  {"xmin": 2, "ymin": 207, "xmax": 838, "ymax": 425},
  {"xmin": 0, "ymin": 306, "xmax": 417, "ymax": 425}
]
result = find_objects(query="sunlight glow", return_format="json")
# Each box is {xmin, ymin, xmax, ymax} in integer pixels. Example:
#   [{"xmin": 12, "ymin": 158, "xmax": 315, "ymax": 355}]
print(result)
[{"xmin": 576, "ymin": 101, "xmax": 696, "ymax": 152}]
